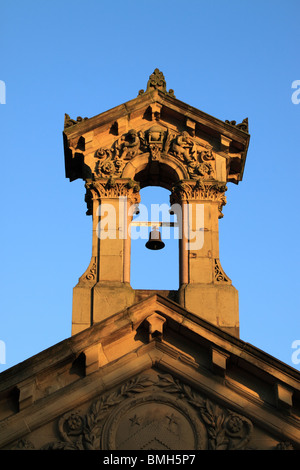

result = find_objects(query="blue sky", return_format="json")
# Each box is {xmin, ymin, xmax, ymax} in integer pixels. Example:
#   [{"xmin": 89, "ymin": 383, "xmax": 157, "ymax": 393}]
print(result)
[{"xmin": 0, "ymin": 0, "xmax": 299, "ymax": 372}]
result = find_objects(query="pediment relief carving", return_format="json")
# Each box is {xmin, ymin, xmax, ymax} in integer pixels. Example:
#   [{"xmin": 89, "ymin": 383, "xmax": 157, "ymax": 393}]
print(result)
[
  {"xmin": 63, "ymin": 70, "xmax": 250, "ymax": 186},
  {"xmin": 93, "ymin": 126, "xmax": 217, "ymax": 182},
  {"xmin": 12, "ymin": 370, "xmax": 298, "ymax": 451},
  {"xmin": 13, "ymin": 371, "xmax": 257, "ymax": 450}
]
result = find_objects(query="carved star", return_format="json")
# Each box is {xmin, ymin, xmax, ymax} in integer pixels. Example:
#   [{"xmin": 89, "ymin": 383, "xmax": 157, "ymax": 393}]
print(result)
[
  {"xmin": 166, "ymin": 413, "xmax": 178, "ymax": 427},
  {"xmin": 129, "ymin": 414, "xmax": 141, "ymax": 426}
]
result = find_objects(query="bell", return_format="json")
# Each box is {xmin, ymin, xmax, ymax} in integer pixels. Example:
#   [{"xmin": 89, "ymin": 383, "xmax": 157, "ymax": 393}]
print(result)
[{"xmin": 145, "ymin": 228, "xmax": 165, "ymax": 250}]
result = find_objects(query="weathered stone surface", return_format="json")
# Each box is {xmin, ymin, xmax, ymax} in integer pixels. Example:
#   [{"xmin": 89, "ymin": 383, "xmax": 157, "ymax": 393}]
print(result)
[
  {"xmin": 0, "ymin": 71, "xmax": 298, "ymax": 452},
  {"xmin": 63, "ymin": 70, "xmax": 250, "ymax": 335},
  {"xmin": 0, "ymin": 295, "xmax": 299, "ymax": 450}
]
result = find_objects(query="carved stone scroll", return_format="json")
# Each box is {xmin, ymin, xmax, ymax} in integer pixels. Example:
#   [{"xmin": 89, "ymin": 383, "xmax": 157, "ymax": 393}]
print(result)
[
  {"xmin": 64, "ymin": 113, "xmax": 88, "ymax": 129},
  {"xmin": 214, "ymin": 259, "xmax": 231, "ymax": 284},
  {"xmin": 225, "ymin": 118, "xmax": 249, "ymax": 133},
  {"xmin": 93, "ymin": 127, "xmax": 216, "ymax": 182}
]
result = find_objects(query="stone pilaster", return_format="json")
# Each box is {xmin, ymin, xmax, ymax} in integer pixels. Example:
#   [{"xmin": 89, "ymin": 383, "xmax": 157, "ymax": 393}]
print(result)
[
  {"xmin": 72, "ymin": 178, "xmax": 140, "ymax": 334},
  {"xmin": 170, "ymin": 180, "xmax": 239, "ymax": 337}
]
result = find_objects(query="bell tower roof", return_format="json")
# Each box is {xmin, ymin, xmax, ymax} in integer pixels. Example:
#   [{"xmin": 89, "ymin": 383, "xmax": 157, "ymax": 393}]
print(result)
[{"xmin": 63, "ymin": 69, "xmax": 250, "ymax": 186}]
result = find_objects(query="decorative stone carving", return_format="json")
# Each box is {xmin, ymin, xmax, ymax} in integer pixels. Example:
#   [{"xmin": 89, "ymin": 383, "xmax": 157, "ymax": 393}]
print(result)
[
  {"xmin": 170, "ymin": 131, "xmax": 198, "ymax": 162},
  {"xmin": 85, "ymin": 178, "xmax": 140, "ymax": 205},
  {"xmin": 138, "ymin": 68, "xmax": 175, "ymax": 97},
  {"xmin": 84, "ymin": 257, "xmax": 97, "ymax": 282},
  {"xmin": 169, "ymin": 132, "xmax": 215, "ymax": 180},
  {"xmin": 84, "ymin": 177, "xmax": 140, "ymax": 217},
  {"xmin": 146, "ymin": 125, "xmax": 166, "ymax": 160},
  {"xmin": 93, "ymin": 127, "xmax": 216, "ymax": 181},
  {"xmin": 276, "ymin": 441, "xmax": 294, "ymax": 450},
  {"xmin": 39, "ymin": 371, "xmax": 253, "ymax": 450},
  {"xmin": 94, "ymin": 150, "xmax": 124, "ymax": 178},
  {"xmin": 102, "ymin": 392, "xmax": 206, "ymax": 450},
  {"xmin": 214, "ymin": 259, "xmax": 231, "ymax": 283},
  {"xmin": 94, "ymin": 129, "xmax": 144, "ymax": 178},
  {"xmin": 64, "ymin": 113, "xmax": 88, "ymax": 129},
  {"xmin": 86, "ymin": 264, "xmax": 96, "ymax": 281},
  {"xmin": 171, "ymin": 180, "xmax": 227, "ymax": 218},
  {"xmin": 225, "ymin": 118, "xmax": 249, "ymax": 133},
  {"xmin": 115, "ymin": 129, "xmax": 141, "ymax": 161},
  {"xmin": 12, "ymin": 439, "xmax": 35, "ymax": 450}
]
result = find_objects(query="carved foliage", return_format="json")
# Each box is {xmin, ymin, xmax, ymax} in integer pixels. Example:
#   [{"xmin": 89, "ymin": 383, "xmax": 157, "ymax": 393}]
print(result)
[
  {"xmin": 225, "ymin": 118, "xmax": 249, "ymax": 133},
  {"xmin": 171, "ymin": 180, "xmax": 227, "ymax": 218},
  {"xmin": 64, "ymin": 113, "xmax": 88, "ymax": 129},
  {"xmin": 85, "ymin": 178, "xmax": 140, "ymax": 208},
  {"xmin": 38, "ymin": 372, "xmax": 253, "ymax": 451},
  {"xmin": 94, "ymin": 127, "xmax": 216, "ymax": 181},
  {"xmin": 138, "ymin": 68, "xmax": 175, "ymax": 97}
]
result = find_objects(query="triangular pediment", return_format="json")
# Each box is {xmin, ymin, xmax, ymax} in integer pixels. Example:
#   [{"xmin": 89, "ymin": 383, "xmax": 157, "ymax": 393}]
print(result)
[
  {"xmin": 63, "ymin": 70, "xmax": 250, "ymax": 186},
  {"xmin": 0, "ymin": 294, "xmax": 299, "ymax": 450}
]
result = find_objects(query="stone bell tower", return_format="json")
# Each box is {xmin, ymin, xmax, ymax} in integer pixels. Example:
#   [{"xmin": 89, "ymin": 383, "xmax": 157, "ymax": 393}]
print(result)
[
  {"xmin": 63, "ymin": 69, "xmax": 250, "ymax": 337},
  {"xmin": 1, "ymin": 70, "xmax": 299, "ymax": 453}
]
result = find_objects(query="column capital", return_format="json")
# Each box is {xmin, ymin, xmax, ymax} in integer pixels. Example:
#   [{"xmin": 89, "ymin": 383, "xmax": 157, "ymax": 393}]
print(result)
[
  {"xmin": 85, "ymin": 177, "xmax": 141, "ymax": 215},
  {"xmin": 170, "ymin": 179, "xmax": 227, "ymax": 219}
]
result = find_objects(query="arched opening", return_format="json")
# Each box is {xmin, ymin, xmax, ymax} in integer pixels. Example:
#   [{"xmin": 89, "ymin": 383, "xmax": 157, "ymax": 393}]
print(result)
[{"xmin": 130, "ymin": 186, "xmax": 179, "ymax": 291}]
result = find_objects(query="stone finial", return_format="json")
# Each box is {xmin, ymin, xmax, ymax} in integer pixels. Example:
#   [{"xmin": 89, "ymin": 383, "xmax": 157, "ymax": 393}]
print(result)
[{"xmin": 139, "ymin": 69, "xmax": 175, "ymax": 97}]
